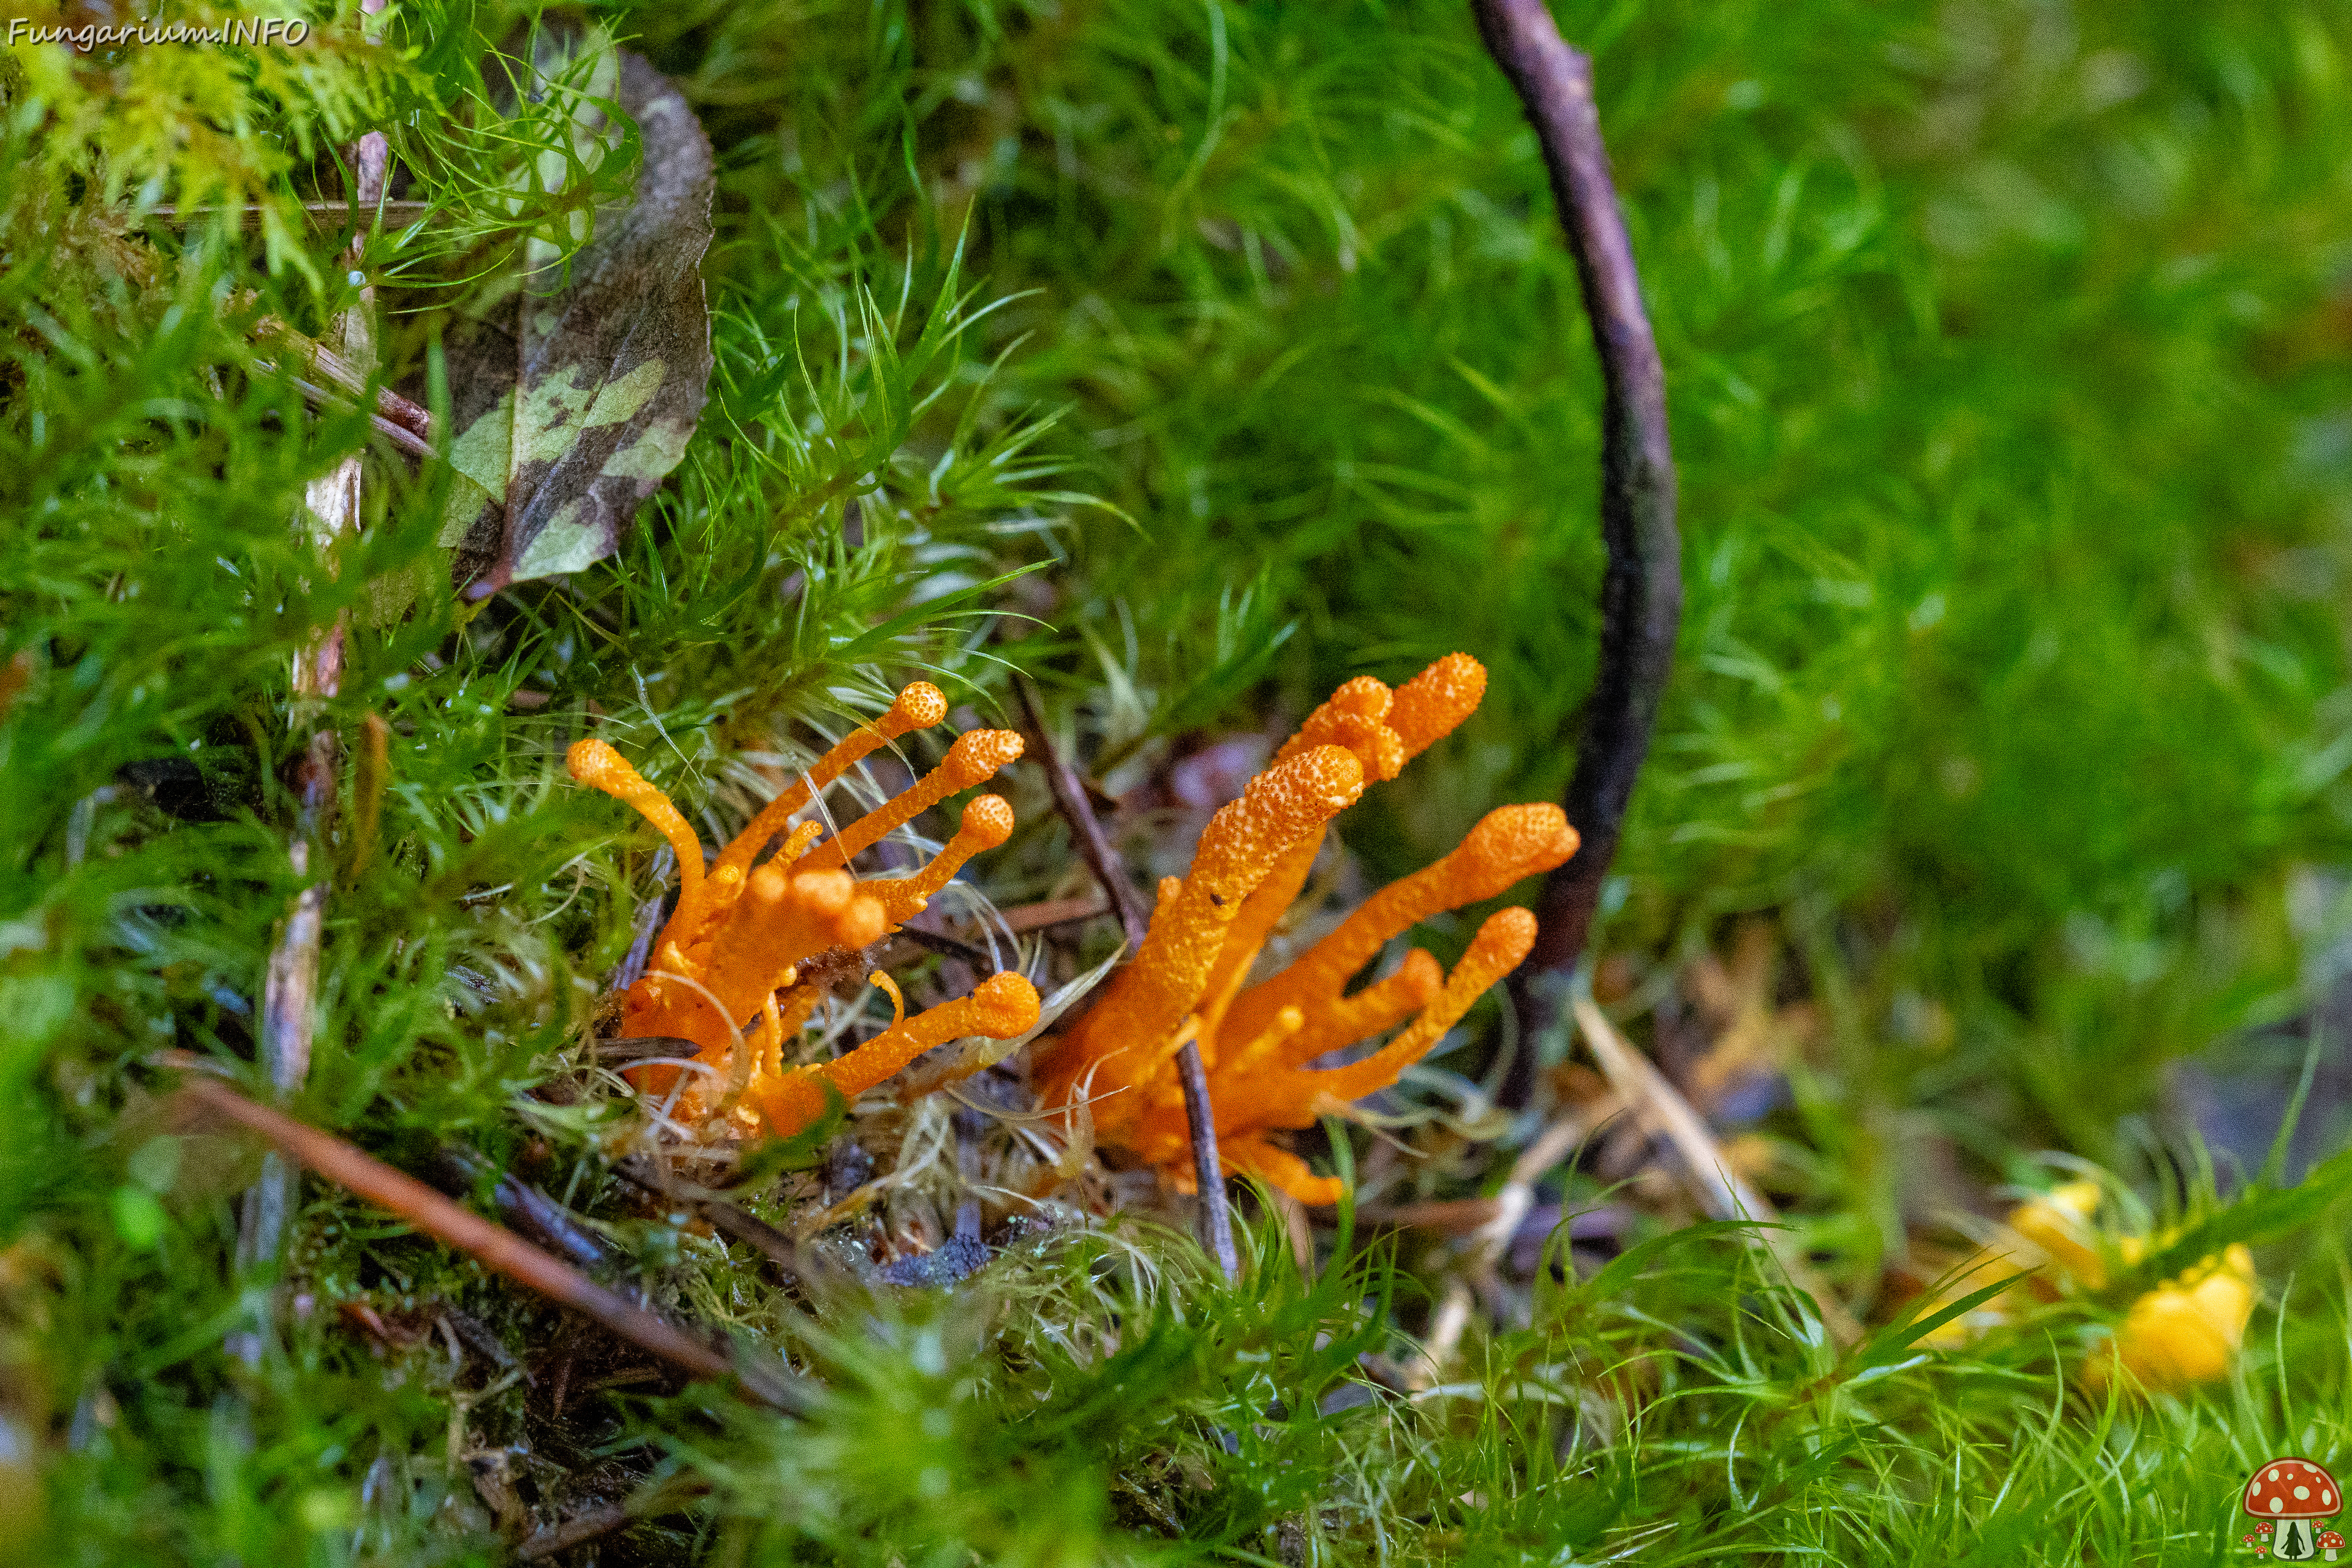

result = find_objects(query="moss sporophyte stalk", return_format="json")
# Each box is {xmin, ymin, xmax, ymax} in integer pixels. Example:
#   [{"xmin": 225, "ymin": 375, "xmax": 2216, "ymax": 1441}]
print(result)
[{"xmin": 567, "ymin": 654, "xmax": 1575, "ymax": 1206}]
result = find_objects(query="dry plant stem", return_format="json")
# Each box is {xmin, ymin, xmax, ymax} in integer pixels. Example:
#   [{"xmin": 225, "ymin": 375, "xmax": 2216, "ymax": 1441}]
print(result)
[
  {"xmin": 151, "ymin": 198, "xmax": 434, "ymax": 227},
  {"xmin": 988, "ymin": 891, "xmax": 1110, "ymax": 934},
  {"xmin": 259, "ymin": 325, "xmax": 432, "ymax": 437},
  {"xmin": 241, "ymin": 126, "xmax": 390, "ymax": 1268},
  {"xmin": 1409, "ymin": 1278, "xmax": 1476, "ymax": 1392},
  {"xmin": 1409, "ymin": 1104, "xmax": 1596, "ymax": 1387},
  {"xmin": 1472, "ymin": 0, "xmax": 1682, "ymax": 1038},
  {"xmin": 1572, "ymin": 993, "xmax": 1862, "ymax": 1346},
  {"xmin": 269, "ymin": 373, "xmax": 435, "ymax": 459},
  {"xmin": 1016, "ymin": 678, "xmax": 1239, "ymax": 1282},
  {"xmin": 1268, "ymin": 1185, "xmax": 1316, "ymax": 1276},
  {"xmin": 518, "ymin": 1500, "xmax": 637, "ymax": 1562},
  {"xmin": 178, "ymin": 1074, "xmax": 783, "ymax": 1399}
]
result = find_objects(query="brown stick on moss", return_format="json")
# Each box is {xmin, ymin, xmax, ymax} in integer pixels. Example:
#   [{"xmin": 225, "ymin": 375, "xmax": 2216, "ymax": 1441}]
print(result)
[
  {"xmin": 1472, "ymin": 0, "xmax": 1682, "ymax": 1076},
  {"xmin": 175, "ymin": 1070, "xmax": 810, "ymax": 1412},
  {"xmin": 1017, "ymin": 677, "xmax": 1241, "ymax": 1282}
]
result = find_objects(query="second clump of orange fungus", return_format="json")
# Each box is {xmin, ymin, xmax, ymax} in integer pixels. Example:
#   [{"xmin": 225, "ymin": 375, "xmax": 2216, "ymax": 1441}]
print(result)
[
  {"xmin": 568, "ymin": 682, "xmax": 1041, "ymax": 1141},
  {"xmin": 1030, "ymin": 654, "xmax": 1578, "ymax": 1204}
]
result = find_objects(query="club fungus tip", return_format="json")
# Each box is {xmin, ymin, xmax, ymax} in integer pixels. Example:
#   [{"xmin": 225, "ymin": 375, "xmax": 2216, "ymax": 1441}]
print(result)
[
  {"xmin": 969, "ymin": 971, "xmax": 1044, "ymax": 1038},
  {"xmin": 962, "ymin": 793, "xmax": 1016, "ymax": 850},
  {"xmin": 943, "ymin": 728, "xmax": 1028, "ymax": 790},
  {"xmin": 884, "ymin": 680, "xmax": 950, "ymax": 735},
  {"xmin": 565, "ymin": 736, "xmax": 622, "ymax": 783},
  {"xmin": 1263, "ymin": 743, "xmax": 1367, "ymax": 822},
  {"xmin": 1390, "ymin": 652, "xmax": 1487, "ymax": 760},
  {"xmin": 1456, "ymin": 802, "xmax": 1580, "ymax": 892},
  {"xmin": 1039, "ymin": 654, "xmax": 1550, "ymax": 1205}
]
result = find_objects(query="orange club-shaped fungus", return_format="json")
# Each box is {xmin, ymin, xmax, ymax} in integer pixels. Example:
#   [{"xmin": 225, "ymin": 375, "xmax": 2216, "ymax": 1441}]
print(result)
[
  {"xmin": 567, "ymin": 683, "xmax": 1041, "ymax": 1139},
  {"xmin": 1031, "ymin": 654, "xmax": 1578, "ymax": 1205}
]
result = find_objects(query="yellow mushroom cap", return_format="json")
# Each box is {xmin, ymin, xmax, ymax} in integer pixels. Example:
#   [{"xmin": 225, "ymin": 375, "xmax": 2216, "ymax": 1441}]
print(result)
[
  {"xmin": 2008, "ymin": 1180, "xmax": 2108, "ymax": 1287},
  {"xmin": 2103, "ymin": 1243, "xmax": 2258, "ymax": 1393}
]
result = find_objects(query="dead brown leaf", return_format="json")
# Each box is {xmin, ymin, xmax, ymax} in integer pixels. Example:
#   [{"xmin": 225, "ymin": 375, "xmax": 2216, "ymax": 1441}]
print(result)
[{"xmin": 436, "ymin": 42, "xmax": 715, "ymax": 597}]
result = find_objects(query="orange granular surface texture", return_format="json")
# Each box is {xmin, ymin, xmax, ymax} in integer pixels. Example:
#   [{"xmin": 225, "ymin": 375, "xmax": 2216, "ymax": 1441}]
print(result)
[
  {"xmin": 1032, "ymin": 654, "xmax": 1576, "ymax": 1204},
  {"xmin": 568, "ymin": 685, "xmax": 1037, "ymax": 1139}
]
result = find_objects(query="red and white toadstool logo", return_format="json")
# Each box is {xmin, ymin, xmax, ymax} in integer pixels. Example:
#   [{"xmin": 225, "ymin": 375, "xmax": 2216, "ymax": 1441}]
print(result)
[{"xmin": 2243, "ymin": 1459, "xmax": 2342, "ymax": 1561}]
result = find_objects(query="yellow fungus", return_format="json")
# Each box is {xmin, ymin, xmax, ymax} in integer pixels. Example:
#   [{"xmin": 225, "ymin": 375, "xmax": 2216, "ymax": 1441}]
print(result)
[
  {"xmin": 1916, "ymin": 1180, "xmax": 2260, "ymax": 1393},
  {"xmin": 2095, "ymin": 1244, "xmax": 2256, "ymax": 1393}
]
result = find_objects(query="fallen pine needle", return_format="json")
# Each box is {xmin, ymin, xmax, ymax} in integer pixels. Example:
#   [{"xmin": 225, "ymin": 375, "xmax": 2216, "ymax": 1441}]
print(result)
[{"xmin": 1572, "ymin": 991, "xmax": 1863, "ymax": 1347}]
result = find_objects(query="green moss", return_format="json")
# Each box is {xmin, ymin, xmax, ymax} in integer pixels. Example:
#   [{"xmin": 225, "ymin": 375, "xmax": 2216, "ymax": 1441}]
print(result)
[{"xmin": 9, "ymin": 0, "xmax": 2352, "ymax": 1561}]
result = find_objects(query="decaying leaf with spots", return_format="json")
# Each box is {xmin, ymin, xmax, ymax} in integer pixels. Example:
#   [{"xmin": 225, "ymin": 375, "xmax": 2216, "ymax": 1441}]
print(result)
[{"xmin": 436, "ymin": 47, "xmax": 714, "ymax": 597}]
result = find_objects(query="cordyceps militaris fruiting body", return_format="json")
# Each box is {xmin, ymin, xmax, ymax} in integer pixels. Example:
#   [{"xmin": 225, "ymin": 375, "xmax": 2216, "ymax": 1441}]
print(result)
[
  {"xmin": 1031, "ymin": 654, "xmax": 1580, "ymax": 1204},
  {"xmin": 567, "ymin": 682, "xmax": 1041, "ymax": 1139}
]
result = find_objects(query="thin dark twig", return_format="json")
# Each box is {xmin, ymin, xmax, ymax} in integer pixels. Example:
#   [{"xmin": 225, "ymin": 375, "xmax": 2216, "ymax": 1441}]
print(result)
[
  {"xmin": 1015, "ymin": 679, "xmax": 1150, "ymax": 947},
  {"xmin": 1473, "ymin": 0, "xmax": 1681, "ymax": 1071},
  {"xmin": 516, "ymin": 1480, "xmax": 714, "ymax": 1562},
  {"xmin": 883, "ymin": 923, "xmax": 998, "ymax": 969},
  {"xmin": 595, "ymin": 1035, "xmax": 704, "ymax": 1065},
  {"xmin": 1015, "ymin": 679, "xmax": 1240, "ymax": 1283},
  {"xmin": 612, "ymin": 1155, "xmax": 803, "ymax": 1279},
  {"xmin": 168, "ymin": 1067, "xmax": 810, "ymax": 1415},
  {"xmin": 614, "ymin": 845, "xmax": 676, "ymax": 990},
  {"xmin": 424, "ymin": 1144, "xmax": 620, "ymax": 1274}
]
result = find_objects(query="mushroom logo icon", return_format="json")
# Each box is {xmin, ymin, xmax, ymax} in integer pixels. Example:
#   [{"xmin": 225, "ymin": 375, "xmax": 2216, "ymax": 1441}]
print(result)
[{"xmin": 2244, "ymin": 1460, "xmax": 2342, "ymax": 1561}]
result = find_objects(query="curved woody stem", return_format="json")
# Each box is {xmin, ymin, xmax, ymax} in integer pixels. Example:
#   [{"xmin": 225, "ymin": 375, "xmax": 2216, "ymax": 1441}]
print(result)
[{"xmin": 1472, "ymin": 0, "xmax": 1682, "ymax": 1072}]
